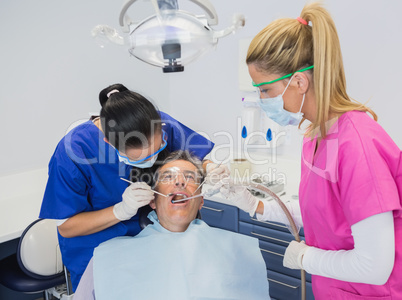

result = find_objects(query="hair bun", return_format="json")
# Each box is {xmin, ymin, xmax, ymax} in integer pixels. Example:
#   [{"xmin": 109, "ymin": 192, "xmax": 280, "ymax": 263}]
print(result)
[{"xmin": 99, "ymin": 84, "xmax": 128, "ymax": 107}]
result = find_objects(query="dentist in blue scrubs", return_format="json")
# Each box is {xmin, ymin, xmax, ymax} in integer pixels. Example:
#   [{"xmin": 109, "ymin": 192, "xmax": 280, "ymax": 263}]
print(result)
[{"xmin": 39, "ymin": 83, "xmax": 217, "ymax": 291}]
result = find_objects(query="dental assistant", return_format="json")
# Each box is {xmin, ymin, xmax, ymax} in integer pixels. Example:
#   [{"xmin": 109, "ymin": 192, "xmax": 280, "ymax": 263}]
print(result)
[
  {"xmin": 39, "ymin": 83, "xmax": 219, "ymax": 291},
  {"xmin": 225, "ymin": 2, "xmax": 402, "ymax": 299}
]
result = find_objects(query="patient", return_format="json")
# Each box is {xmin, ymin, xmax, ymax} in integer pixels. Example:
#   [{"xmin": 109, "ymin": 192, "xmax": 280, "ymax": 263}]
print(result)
[{"xmin": 74, "ymin": 151, "xmax": 270, "ymax": 300}]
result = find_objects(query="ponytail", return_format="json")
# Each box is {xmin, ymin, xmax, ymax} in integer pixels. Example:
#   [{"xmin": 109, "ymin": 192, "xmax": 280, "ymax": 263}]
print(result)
[
  {"xmin": 99, "ymin": 83, "xmax": 129, "ymax": 108},
  {"xmin": 99, "ymin": 84, "xmax": 161, "ymax": 151}
]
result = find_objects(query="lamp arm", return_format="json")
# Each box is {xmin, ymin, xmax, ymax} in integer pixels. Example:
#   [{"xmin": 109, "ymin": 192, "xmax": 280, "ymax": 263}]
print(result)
[
  {"xmin": 119, "ymin": 0, "xmax": 218, "ymax": 32},
  {"xmin": 119, "ymin": 0, "xmax": 140, "ymax": 32},
  {"xmin": 188, "ymin": 0, "xmax": 218, "ymax": 25},
  {"xmin": 214, "ymin": 13, "xmax": 245, "ymax": 39}
]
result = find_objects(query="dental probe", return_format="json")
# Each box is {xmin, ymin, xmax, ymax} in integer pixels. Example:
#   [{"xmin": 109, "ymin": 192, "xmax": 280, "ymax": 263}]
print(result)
[
  {"xmin": 120, "ymin": 178, "xmax": 167, "ymax": 197},
  {"xmin": 191, "ymin": 161, "xmax": 223, "ymax": 196},
  {"xmin": 171, "ymin": 193, "xmax": 203, "ymax": 203}
]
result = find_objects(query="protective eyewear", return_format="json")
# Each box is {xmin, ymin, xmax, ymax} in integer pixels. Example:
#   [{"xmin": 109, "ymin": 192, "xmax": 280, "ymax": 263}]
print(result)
[
  {"xmin": 156, "ymin": 167, "xmax": 202, "ymax": 186},
  {"xmin": 252, "ymin": 65, "xmax": 314, "ymax": 87},
  {"xmin": 115, "ymin": 130, "xmax": 168, "ymax": 164}
]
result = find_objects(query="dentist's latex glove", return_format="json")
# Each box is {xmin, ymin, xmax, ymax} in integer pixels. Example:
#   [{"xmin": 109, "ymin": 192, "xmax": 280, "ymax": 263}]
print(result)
[
  {"xmin": 113, "ymin": 182, "xmax": 154, "ymax": 221},
  {"xmin": 205, "ymin": 163, "xmax": 230, "ymax": 185},
  {"xmin": 220, "ymin": 179, "xmax": 259, "ymax": 217},
  {"xmin": 283, "ymin": 240, "xmax": 310, "ymax": 270},
  {"xmin": 203, "ymin": 179, "xmax": 226, "ymax": 198}
]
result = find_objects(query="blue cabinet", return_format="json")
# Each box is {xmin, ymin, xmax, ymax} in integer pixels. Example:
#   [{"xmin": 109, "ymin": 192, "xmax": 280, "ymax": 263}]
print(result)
[
  {"xmin": 200, "ymin": 200, "xmax": 239, "ymax": 232},
  {"xmin": 267, "ymin": 270, "xmax": 314, "ymax": 300},
  {"xmin": 201, "ymin": 199, "xmax": 315, "ymax": 300}
]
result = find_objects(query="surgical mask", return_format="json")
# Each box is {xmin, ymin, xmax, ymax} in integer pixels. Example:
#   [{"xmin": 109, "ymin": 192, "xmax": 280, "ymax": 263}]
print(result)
[
  {"xmin": 114, "ymin": 130, "xmax": 168, "ymax": 168},
  {"xmin": 259, "ymin": 76, "xmax": 305, "ymax": 127},
  {"xmin": 118, "ymin": 154, "xmax": 158, "ymax": 169}
]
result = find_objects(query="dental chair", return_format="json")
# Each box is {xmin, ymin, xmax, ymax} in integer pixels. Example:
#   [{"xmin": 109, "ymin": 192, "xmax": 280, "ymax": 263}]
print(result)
[
  {"xmin": 138, "ymin": 205, "xmax": 202, "ymax": 229},
  {"xmin": 0, "ymin": 219, "xmax": 73, "ymax": 299}
]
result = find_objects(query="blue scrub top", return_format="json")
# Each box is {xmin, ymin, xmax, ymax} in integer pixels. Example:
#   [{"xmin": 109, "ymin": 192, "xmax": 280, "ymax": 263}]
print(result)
[{"xmin": 39, "ymin": 111, "xmax": 214, "ymax": 291}]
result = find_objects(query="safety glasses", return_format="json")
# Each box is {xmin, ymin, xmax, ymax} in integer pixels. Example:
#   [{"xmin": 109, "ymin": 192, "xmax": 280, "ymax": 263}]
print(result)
[
  {"xmin": 252, "ymin": 65, "xmax": 314, "ymax": 87},
  {"xmin": 115, "ymin": 130, "xmax": 168, "ymax": 164},
  {"xmin": 155, "ymin": 167, "xmax": 203, "ymax": 186}
]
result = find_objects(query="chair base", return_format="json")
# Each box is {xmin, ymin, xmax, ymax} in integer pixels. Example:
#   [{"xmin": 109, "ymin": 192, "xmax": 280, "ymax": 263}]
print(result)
[
  {"xmin": 0, "ymin": 254, "xmax": 66, "ymax": 293},
  {"xmin": 46, "ymin": 286, "xmax": 75, "ymax": 300}
]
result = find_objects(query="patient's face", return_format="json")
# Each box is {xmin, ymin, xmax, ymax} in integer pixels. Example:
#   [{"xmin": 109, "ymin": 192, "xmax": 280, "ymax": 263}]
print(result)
[{"xmin": 150, "ymin": 160, "xmax": 204, "ymax": 232}]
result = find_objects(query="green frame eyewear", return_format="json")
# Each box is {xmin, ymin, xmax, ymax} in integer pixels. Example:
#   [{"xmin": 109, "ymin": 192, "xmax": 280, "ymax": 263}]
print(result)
[{"xmin": 252, "ymin": 65, "xmax": 314, "ymax": 87}]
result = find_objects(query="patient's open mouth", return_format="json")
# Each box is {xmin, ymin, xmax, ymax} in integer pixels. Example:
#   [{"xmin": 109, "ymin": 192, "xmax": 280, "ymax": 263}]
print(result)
[{"xmin": 170, "ymin": 193, "xmax": 189, "ymax": 204}]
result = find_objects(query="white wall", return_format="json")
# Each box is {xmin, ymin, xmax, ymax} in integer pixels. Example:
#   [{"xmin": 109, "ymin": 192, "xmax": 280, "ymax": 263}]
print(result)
[
  {"xmin": 0, "ymin": 0, "xmax": 170, "ymax": 176},
  {"xmin": 167, "ymin": 0, "xmax": 308, "ymax": 163},
  {"xmin": 168, "ymin": 0, "xmax": 402, "ymax": 162},
  {"xmin": 328, "ymin": 1, "xmax": 402, "ymax": 148},
  {"xmin": 1, "ymin": 0, "xmax": 401, "ymax": 177}
]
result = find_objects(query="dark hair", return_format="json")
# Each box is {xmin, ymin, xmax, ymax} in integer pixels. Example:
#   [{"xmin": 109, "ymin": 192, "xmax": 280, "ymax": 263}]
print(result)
[
  {"xmin": 153, "ymin": 150, "xmax": 205, "ymax": 187},
  {"xmin": 99, "ymin": 83, "xmax": 161, "ymax": 151}
]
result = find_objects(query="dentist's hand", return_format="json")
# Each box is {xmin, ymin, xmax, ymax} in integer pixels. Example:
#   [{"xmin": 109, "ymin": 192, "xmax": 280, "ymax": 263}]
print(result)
[
  {"xmin": 283, "ymin": 240, "xmax": 310, "ymax": 270},
  {"xmin": 113, "ymin": 182, "xmax": 154, "ymax": 221},
  {"xmin": 220, "ymin": 180, "xmax": 259, "ymax": 217},
  {"xmin": 205, "ymin": 163, "xmax": 230, "ymax": 185}
]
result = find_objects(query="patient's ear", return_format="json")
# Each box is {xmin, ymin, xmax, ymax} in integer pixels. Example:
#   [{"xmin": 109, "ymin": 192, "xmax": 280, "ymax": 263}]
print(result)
[
  {"xmin": 198, "ymin": 197, "xmax": 204, "ymax": 210},
  {"xmin": 149, "ymin": 199, "xmax": 156, "ymax": 209}
]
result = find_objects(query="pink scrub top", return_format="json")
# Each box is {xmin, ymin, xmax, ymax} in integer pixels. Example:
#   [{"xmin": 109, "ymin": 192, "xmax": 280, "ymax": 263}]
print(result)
[{"xmin": 299, "ymin": 111, "xmax": 402, "ymax": 299}]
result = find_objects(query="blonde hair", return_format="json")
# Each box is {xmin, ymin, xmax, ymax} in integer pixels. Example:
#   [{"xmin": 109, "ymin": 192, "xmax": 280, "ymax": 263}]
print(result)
[{"xmin": 246, "ymin": 2, "xmax": 377, "ymax": 138}]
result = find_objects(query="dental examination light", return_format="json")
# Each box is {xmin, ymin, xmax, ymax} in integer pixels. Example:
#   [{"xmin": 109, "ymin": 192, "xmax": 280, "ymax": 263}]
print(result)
[{"xmin": 92, "ymin": 0, "xmax": 245, "ymax": 72}]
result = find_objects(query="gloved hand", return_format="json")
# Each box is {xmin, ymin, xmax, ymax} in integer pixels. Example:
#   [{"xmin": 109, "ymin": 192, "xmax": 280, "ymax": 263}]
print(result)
[
  {"xmin": 203, "ymin": 179, "xmax": 227, "ymax": 198},
  {"xmin": 205, "ymin": 163, "xmax": 230, "ymax": 185},
  {"xmin": 283, "ymin": 240, "xmax": 310, "ymax": 270},
  {"xmin": 220, "ymin": 180, "xmax": 259, "ymax": 217},
  {"xmin": 113, "ymin": 182, "xmax": 154, "ymax": 221}
]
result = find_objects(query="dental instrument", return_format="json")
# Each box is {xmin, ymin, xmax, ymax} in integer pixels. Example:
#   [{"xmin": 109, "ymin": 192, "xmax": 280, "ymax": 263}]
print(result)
[
  {"xmin": 171, "ymin": 193, "xmax": 203, "ymax": 203},
  {"xmin": 120, "ymin": 178, "xmax": 167, "ymax": 197},
  {"xmin": 121, "ymin": 176, "xmax": 203, "ymax": 203},
  {"xmin": 191, "ymin": 161, "xmax": 224, "ymax": 196},
  {"xmin": 170, "ymin": 162, "xmax": 226, "ymax": 203},
  {"xmin": 170, "ymin": 186, "xmax": 220, "ymax": 203}
]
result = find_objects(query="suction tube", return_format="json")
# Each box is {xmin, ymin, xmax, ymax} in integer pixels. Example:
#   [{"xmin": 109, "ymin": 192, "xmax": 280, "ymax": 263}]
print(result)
[{"xmin": 247, "ymin": 182, "xmax": 306, "ymax": 300}]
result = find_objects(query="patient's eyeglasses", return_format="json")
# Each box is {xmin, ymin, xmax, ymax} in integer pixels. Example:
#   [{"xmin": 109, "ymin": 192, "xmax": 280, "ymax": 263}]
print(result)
[{"xmin": 156, "ymin": 167, "xmax": 202, "ymax": 186}]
